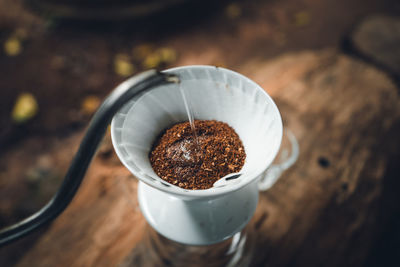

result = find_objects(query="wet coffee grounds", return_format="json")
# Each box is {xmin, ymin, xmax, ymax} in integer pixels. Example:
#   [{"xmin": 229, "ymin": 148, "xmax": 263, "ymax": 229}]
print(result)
[{"xmin": 149, "ymin": 120, "xmax": 246, "ymax": 190}]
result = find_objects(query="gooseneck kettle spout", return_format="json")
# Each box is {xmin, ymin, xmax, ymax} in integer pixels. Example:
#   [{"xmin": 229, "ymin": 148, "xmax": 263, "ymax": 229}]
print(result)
[{"xmin": 0, "ymin": 70, "xmax": 178, "ymax": 246}]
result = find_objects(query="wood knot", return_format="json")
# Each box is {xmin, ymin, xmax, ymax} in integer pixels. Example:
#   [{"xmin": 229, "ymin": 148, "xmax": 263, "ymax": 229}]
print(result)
[{"xmin": 318, "ymin": 156, "xmax": 330, "ymax": 168}]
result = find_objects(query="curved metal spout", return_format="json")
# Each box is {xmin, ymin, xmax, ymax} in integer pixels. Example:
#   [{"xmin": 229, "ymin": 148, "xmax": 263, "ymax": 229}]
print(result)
[{"xmin": 0, "ymin": 70, "xmax": 178, "ymax": 246}]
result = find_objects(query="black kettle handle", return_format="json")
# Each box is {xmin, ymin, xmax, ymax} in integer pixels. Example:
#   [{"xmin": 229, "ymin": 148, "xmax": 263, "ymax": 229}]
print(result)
[{"xmin": 0, "ymin": 70, "xmax": 177, "ymax": 246}]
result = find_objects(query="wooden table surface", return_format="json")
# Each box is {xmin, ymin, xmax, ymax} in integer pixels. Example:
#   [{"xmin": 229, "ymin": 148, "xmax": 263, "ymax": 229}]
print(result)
[{"xmin": 1, "ymin": 1, "xmax": 400, "ymax": 266}]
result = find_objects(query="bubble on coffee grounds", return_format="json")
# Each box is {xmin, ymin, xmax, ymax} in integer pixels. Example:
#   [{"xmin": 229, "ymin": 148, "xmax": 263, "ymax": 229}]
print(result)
[{"xmin": 149, "ymin": 120, "xmax": 246, "ymax": 190}]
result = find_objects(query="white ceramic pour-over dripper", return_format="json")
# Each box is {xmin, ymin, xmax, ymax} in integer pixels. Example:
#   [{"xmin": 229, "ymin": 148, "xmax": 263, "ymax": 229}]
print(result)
[{"xmin": 111, "ymin": 66, "xmax": 283, "ymax": 245}]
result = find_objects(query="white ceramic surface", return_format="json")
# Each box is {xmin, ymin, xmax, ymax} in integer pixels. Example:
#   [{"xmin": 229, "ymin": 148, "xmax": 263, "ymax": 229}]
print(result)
[
  {"xmin": 138, "ymin": 180, "xmax": 259, "ymax": 245},
  {"xmin": 111, "ymin": 65, "xmax": 283, "ymax": 245}
]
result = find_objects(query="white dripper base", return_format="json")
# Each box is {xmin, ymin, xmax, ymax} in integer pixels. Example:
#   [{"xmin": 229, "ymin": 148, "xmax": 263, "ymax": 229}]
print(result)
[{"xmin": 138, "ymin": 180, "xmax": 259, "ymax": 245}]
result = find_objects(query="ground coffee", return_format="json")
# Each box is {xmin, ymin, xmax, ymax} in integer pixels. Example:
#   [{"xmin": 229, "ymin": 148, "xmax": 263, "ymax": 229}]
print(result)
[{"xmin": 149, "ymin": 120, "xmax": 246, "ymax": 190}]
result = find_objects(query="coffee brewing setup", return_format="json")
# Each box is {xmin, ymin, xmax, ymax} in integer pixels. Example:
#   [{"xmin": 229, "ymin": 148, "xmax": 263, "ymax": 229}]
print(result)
[{"xmin": 0, "ymin": 66, "xmax": 298, "ymax": 266}]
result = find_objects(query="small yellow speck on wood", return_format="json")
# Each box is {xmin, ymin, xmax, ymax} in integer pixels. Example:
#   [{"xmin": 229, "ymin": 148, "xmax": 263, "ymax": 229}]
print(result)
[
  {"xmin": 12, "ymin": 93, "xmax": 38, "ymax": 123},
  {"xmin": 81, "ymin": 96, "xmax": 101, "ymax": 115},
  {"xmin": 4, "ymin": 37, "xmax": 22, "ymax": 56},
  {"xmin": 114, "ymin": 54, "xmax": 135, "ymax": 77},
  {"xmin": 225, "ymin": 3, "xmax": 242, "ymax": 19},
  {"xmin": 294, "ymin": 11, "xmax": 311, "ymax": 27}
]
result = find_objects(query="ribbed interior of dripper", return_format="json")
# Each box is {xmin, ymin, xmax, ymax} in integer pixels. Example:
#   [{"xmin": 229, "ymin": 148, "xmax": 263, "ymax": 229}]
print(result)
[{"xmin": 111, "ymin": 66, "xmax": 282, "ymax": 196}]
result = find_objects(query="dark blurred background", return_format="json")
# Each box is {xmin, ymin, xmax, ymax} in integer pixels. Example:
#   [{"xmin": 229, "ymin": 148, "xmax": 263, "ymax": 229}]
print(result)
[{"xmin": 0, "ymin": 0, "xmax": 399, "ymax": 266}]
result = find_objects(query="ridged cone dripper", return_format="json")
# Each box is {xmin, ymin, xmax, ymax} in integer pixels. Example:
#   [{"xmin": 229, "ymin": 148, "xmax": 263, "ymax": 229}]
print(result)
[{"xmin": 111, "ymin": 65, "xmax": 282, "ymax": 200}]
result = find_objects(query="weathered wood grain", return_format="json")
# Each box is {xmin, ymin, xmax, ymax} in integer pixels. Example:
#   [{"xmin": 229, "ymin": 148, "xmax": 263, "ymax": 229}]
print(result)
[{"xmin": 247, "ymin": 49, "xmax": 400, "ymax": 267}]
